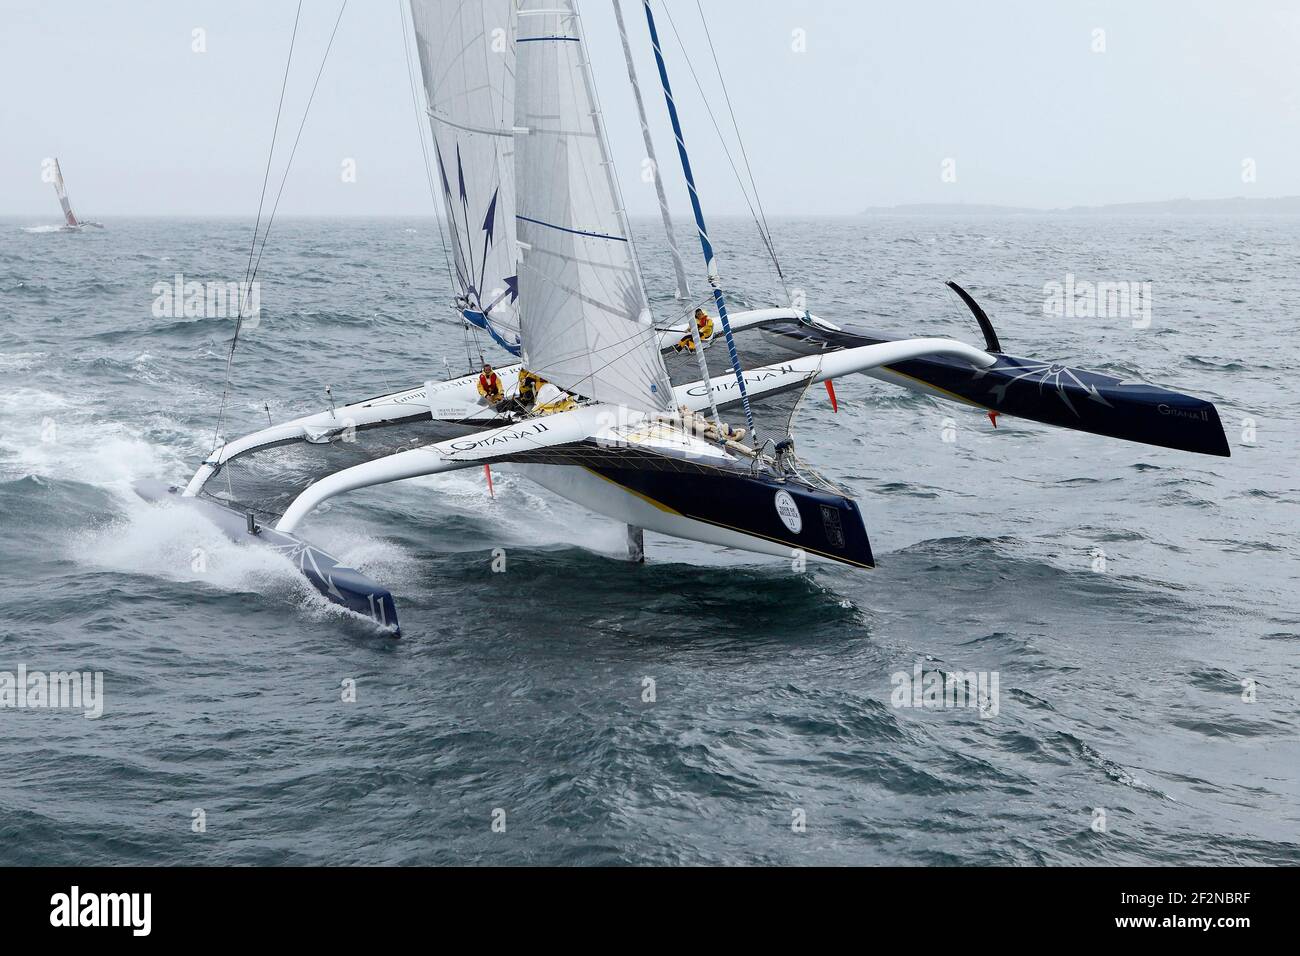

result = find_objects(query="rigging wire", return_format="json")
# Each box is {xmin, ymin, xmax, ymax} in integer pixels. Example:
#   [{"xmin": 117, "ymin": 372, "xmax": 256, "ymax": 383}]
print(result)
[
  {"xmin": 476, "ymin": 0, "xmax": 516, "ymax": 371},
  {"xmin": 238, "ymin": 3, "xmax": 301, "ymax": 304},
  {"xmin": 213, "ymin": 0, "xmax": 349, "ymax": 453},
  {"xmin": 211, "ymin": 1, "xmax": 303, "ymax": 454},
  {"xmin": 462, "ymin": 305, "xmax": 489, "ymax": 374},
  {"xmin": 244, "ymin": 1, "xmax": 349, "ymax": 296},
  {"xmin": 657, "ymin": 1, "xmax": 791, "ymax": 304},
  {"xmin": 692, "ymin": 0, "xmax": 790, "ymax": 303}
]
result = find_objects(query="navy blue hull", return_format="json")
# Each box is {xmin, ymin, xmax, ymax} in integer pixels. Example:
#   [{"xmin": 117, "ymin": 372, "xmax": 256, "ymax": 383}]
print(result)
[
  {"xmin": 133, "ymin": 479, "xmax": 399, "ymax": 635},
  {"xmin": 592, "ymin": 466, "xmax": 874, "ymax": 568},
  {"xmin": 763, "ymin": 321, "xmax": 1231, "ymax": 457}
]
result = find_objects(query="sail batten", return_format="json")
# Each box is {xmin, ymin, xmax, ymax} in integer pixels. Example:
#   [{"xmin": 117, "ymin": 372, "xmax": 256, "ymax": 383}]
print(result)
[
  {"xmin": 426, "ymin": 109, "xmax": 516, "ymax": 137},
  {"xmin": 513, "ymin": 0, "xmax": 673, "ymax": 412}
]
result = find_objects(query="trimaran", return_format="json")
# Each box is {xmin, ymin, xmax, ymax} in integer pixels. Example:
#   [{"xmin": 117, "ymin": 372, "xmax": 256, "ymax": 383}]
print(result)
[{"xmin": 135, "ymin": 0, "xmax": 1229, "ymax": 636}]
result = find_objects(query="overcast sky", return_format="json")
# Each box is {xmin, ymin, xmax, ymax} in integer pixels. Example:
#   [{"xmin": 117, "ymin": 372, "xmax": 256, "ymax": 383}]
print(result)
[{"xmin": 2, "ymin": 0, "xmax": 1298, "ymax": 217}]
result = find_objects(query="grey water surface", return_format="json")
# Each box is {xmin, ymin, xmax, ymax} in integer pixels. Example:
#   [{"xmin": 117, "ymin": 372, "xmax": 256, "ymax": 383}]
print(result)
[{"xmin": 0, "ymin": 214, "xmax": 1296, "ymax": 864}]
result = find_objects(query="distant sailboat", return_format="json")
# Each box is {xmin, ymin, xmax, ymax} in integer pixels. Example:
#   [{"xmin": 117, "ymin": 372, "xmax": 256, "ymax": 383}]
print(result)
[{"xmin": 50, "ymin": 158, "xmax": 102, "ymax": 231}]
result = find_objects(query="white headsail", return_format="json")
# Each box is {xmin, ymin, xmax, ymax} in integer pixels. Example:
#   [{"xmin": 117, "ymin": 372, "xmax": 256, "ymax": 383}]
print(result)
[
  {"xmin": 51, "ymin": 158, "xmax": 78, "ymax": 228},
  {"xmin": 408, "ymin": 0, "xmax": 522, "ymax": 354},
  {"xmin": 514, "ymin": 0, "xmax": 674, "ymax": 413}
]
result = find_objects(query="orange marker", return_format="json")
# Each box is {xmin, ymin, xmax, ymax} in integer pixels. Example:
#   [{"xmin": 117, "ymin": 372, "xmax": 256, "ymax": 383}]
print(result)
[{"xmin": 824, "ymin": 379, "xmax": 839, "ymax": 412}]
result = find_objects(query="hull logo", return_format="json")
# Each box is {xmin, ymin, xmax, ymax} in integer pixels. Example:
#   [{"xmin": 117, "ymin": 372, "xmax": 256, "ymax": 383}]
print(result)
[
  {"xmin": 820, "ymin": 505, "xmax": 845, "ymax": 548},
  {"xmin": 774, "ymin": 490, "xmax": 802, "ymax": 534}
]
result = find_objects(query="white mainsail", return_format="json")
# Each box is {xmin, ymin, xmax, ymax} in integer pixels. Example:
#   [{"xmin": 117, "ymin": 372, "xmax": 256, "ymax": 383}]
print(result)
[
  {"xmin": 408, "ymin": 0, "xmax": 521, "ymax": 354},
  {"xmin": 514, "ymin": 0, "xmax": 674, "ymax": 413},
  {"xmin": 51, "ymin": 158, "xmax": 78, "ymax": 228}
]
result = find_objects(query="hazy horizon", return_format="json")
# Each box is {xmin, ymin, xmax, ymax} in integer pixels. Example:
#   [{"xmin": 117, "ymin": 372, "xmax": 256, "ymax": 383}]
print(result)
[
  {"xmin": 3, "ymin": 0, "xmax": 1299, "ymax": 218},
  {"xmin": 6, "ymin": 193, "xmax": 1300, "ymax": 221}
]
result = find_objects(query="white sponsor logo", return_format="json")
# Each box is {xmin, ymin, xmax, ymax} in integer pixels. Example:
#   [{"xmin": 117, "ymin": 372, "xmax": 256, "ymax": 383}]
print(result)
[
  {"xmin": 433, "ymin": 406, "xmax": 473, "ymax": 420},
  {"xmin": 774, "ymin": 490, "xmax": 802, "ymax": 534},
  {"xmin": 684, "ymin": 365, "xmax": 799, "ymax": 398},
  {"xmin": 448, "ymin": 422, "xmax": 548, "ymax": 453}
]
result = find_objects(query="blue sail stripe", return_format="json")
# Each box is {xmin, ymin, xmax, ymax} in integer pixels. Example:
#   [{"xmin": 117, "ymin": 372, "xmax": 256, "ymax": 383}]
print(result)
[
  {"xmin": 463, "ymin": 309, "xmax": 522, "ymax": 357},
  {"xmin": 516, "ymin": 214, "xmax": 628, "ymax": 243}
]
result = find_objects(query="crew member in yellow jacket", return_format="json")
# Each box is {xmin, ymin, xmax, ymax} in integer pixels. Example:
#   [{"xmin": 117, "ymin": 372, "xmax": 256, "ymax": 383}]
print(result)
[
  {"xmin": 533, "ymin": 381, "xmax": 577, "ymax": 415},
  {"xmin": 675, "ymin": 308, "xmax": 715, "ymax": 352},
  {"xmin": 517, "ymin": 368, "xmax": 545, "ymax": 406}
]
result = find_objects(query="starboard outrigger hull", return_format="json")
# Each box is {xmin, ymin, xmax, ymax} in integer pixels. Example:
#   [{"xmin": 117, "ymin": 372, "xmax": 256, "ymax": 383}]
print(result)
[{"xmin": 760, "ymin": 319, "xmax": 1231, "ymax": 457}]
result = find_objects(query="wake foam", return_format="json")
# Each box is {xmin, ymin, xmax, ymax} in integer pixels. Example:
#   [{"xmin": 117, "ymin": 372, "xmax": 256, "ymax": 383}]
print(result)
[
  {"xmin": 409, "ymin": 466, "xmax": 628, "ymax": 557},
  {"xmin": 0, "ymin": 386, "xmax": 182, "ymax": 488},
  {"xmin": 0, "ymin": 384, "xmax": 411, "ymax": 630},
  {"xmin": 72, "ymin": 492, "xmax": 408, "ymax": 632}
]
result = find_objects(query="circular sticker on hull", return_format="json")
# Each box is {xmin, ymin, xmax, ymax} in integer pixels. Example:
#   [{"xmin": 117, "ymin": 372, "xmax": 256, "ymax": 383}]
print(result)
[{"xmin": 774, "ymin": 489, "xmax": 802, "ymax": 534}]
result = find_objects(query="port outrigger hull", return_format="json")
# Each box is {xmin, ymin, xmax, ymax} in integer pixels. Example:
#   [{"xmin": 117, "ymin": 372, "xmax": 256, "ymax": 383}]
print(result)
[{"xmin": 133, "ymin": 478, "xmax": 400, "ymax": 634}]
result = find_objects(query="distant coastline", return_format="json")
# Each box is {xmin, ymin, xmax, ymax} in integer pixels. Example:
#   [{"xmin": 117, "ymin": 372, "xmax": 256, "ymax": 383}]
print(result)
[{"xmin": 859, "ymin": 196, "xmax": 1300, "ymax": 215}]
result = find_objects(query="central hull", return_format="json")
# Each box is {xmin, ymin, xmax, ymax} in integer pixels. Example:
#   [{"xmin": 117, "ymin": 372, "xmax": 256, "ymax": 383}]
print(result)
[{"xmin": 515, "ymin": 463, "xmax": 873, "ymax": 568}]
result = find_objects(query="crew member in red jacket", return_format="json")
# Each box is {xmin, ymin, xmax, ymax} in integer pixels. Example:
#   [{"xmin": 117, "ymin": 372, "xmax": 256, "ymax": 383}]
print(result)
[{"xmin": 477, "ymin": 363, "xmax": 504, "ymax": 404}]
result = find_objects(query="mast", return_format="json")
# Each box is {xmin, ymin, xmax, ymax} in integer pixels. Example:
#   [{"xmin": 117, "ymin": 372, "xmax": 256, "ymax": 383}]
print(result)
[
  {"xmin": 640, "ymin": 0, "xmax": 756, "ymax": 443},
  {"xmin": 613, "ymin": 0, "xmax": 720, "ymax": 428}
]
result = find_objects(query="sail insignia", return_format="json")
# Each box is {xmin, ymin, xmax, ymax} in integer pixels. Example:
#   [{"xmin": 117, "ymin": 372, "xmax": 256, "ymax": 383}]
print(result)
[{"xmin": 409, "ymin": 0, "xmax": 522, "ymax": 355}]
